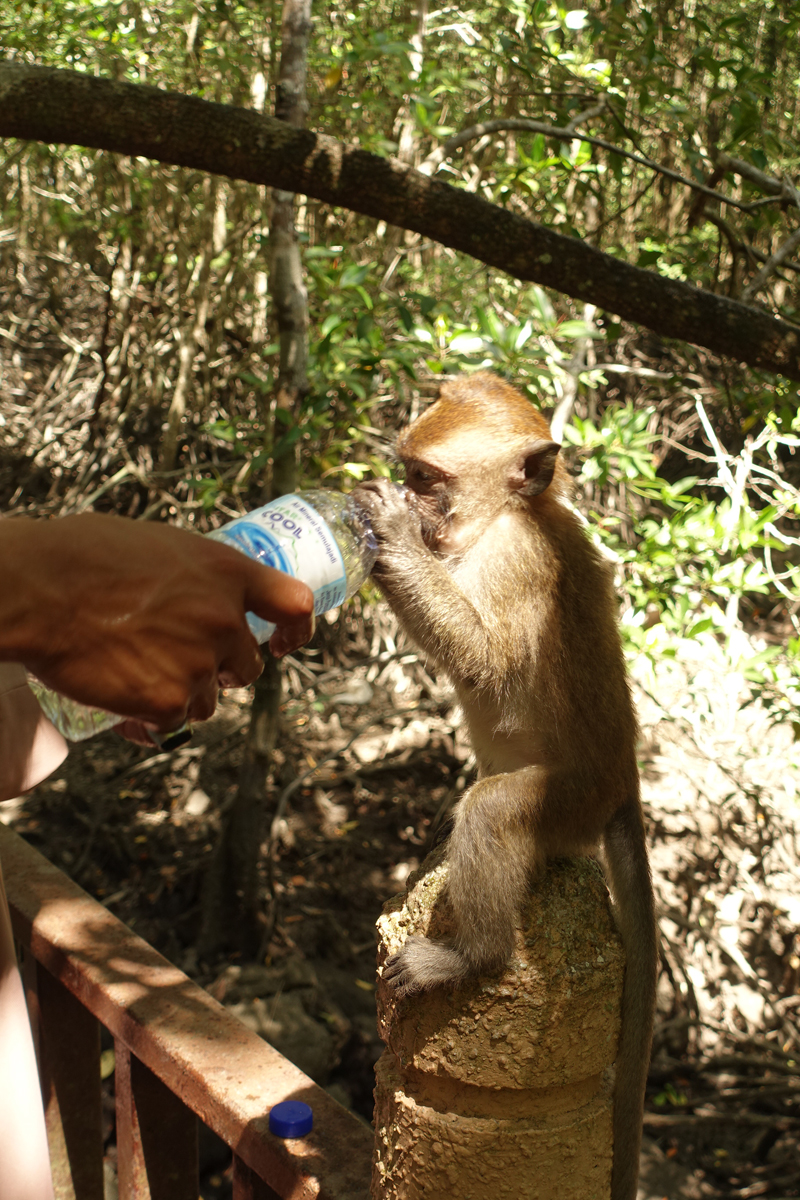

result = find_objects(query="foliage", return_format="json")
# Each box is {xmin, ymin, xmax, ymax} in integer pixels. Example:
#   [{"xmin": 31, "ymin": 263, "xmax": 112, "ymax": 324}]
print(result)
[{"xmin": 566, "ymin": 401, "xmax": 800, "ymax": 733}]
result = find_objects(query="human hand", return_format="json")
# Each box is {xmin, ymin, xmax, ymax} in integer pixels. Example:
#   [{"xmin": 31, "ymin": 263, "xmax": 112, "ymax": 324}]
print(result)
[{"xmin": 0, "ymin": 514, "xmax": 314, "ymax": 732}]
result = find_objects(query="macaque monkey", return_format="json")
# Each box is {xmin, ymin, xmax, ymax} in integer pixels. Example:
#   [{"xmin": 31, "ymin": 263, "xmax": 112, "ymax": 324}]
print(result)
[{"xmin": 355, "ymin": 373, "xmax": 657, "ymax": 1200}]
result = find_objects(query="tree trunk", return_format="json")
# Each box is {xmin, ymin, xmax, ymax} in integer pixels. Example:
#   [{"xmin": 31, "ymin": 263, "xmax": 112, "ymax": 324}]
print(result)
[
  {"xmin": 198, "ymin": 0, "xmax": 312, "ymax": 959},
  {"xmin": 373, "ymin": 852, "xmax": 625, "ymax": 1199},
  {"xmin": 381, "ymin": 0, "xmax": 428, "ymax": 284},
  {"xmin": 161, "ymin": 175, "xmax": 218, "ymax": 474}
]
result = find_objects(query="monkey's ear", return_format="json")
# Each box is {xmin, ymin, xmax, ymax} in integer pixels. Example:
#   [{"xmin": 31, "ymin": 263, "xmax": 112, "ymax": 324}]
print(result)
[{"xmin": 512, "ymin": 440, "xmax": 561, "ymax": 497}]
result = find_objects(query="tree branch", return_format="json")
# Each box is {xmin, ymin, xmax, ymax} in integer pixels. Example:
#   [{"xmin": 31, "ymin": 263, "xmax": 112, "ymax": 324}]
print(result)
[
  {"xmin": 741, "ymin": 226, "xmax": 800, "ymax": 303},
  {"xmin": 419, "ymin": 116, "xmax": 762, "ymax": 214},
  {"xmin": 565, "ymin": 100, "xmax": 608, "ymax": 133},
  {"xmin": 1, "ymin": 63, "xmax": 799, "ymax": 381},
  {"xmin": 713, "ymin": 152, "xmax": 792, "ymax": 199}
]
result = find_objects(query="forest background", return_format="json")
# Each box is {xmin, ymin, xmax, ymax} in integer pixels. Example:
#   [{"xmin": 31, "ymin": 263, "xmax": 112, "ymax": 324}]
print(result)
[{"xmin": 2, "ymin": 1, "xmax": 800, "ymax": 1197}]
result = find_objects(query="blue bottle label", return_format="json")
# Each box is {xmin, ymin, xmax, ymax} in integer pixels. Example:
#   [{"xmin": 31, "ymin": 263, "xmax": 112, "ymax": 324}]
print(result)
[{"xmin": 213, "ymin": 495, "xmax": 347, "ymax": 642}]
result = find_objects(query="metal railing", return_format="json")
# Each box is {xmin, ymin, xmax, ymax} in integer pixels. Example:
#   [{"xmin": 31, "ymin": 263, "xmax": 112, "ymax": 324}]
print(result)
[{"xmin": 0, "ymin": 825, "xmax": 372, "ymax": 1200}]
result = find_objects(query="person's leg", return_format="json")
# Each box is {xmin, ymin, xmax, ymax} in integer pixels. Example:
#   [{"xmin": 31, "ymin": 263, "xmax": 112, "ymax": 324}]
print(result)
[{"xmin": 0, "ymin": 862, "xmax": 54, "ymax": 1200}]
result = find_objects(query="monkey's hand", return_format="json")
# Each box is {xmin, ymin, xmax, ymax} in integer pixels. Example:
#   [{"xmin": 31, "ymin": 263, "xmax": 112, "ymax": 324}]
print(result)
[
  {"xmin": 382, "ymin": 936, "xmax": 470, "ymax": 997},
  {"xmin": 354, "ymin": 478, "xmax": 490, "ymax": 679},
  {"xmin": 354, "ymin": 480, "xmax": 425, "ymax": 561}
]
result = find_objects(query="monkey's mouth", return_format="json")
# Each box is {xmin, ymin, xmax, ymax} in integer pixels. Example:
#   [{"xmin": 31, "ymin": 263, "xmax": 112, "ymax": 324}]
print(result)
[
  {"xmin": 420, "ymin": 511, "xmax": 451, "ymax": 550},
  {"xmin": 402, "ymin": 485, "xmax": 451, "ymax": 550}
]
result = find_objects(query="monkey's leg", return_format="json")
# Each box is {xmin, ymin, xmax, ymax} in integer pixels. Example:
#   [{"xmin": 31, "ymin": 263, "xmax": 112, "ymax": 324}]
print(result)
[{"xmin": 384, "ymin": 768, "xmax": 546, "ymax": 995}]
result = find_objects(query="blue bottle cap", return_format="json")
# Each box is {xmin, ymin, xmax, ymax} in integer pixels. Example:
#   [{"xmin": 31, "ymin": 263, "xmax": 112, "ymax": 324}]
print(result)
[{"xmin": 269, "ymin": 1100, "xmax": 313, "ymax": 1138}]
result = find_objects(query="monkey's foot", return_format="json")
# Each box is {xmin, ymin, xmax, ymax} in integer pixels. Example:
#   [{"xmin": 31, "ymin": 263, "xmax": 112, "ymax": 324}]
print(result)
[{"xmin": 382, "ymin": 936, "xmax": 470, "ymax": 996}]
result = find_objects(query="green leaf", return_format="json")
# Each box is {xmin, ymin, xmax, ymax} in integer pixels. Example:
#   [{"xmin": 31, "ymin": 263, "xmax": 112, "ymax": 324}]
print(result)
[
  {"xmin": 339, "ymin": 263, "xmax": 370, "ymax": 287},
  {"xmin": 320, "ymin": 314, "xmax": 343, "ymax": 338}
]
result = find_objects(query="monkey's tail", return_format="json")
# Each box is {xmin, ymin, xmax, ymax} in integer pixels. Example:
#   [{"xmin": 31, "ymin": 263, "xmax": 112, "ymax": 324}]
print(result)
[{"xmin": 601, "ymin": 795, "xmax": 658, "ymax": 1200}]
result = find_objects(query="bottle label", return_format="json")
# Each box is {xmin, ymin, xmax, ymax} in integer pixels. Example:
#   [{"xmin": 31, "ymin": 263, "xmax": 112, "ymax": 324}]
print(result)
[{"xmin": 215, "ymin": 494, "xmax": 347, "ymax": 641}]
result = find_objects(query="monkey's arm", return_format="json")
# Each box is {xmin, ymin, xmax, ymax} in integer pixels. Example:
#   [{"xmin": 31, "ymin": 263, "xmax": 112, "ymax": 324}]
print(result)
[{"xmin": 356, "ymin": 480, "xmax": 515, "ymax": 684}]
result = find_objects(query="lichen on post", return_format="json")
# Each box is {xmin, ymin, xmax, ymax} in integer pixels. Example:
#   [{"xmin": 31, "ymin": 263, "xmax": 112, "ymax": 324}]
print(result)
[{"xmin": 372, "ymin": 850, "xmax": 625, "ymax": 1200}]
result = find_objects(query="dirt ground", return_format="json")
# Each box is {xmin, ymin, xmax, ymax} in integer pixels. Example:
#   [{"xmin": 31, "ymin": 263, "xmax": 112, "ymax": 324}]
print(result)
[{"xmin": 4, "ymin": 604, "xmax": 800, "ymax": 1199}]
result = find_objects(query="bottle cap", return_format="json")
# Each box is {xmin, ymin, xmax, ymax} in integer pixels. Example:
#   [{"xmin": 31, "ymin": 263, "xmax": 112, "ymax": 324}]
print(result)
[{"xmin": 268, "ymin": 1100, "xmax": 313, "ymax": 1138}]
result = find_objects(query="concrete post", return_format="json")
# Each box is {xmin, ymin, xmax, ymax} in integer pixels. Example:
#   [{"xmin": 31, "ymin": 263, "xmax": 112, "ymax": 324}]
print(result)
[{"xmin": 372, "ymin": 852, "xmax": 625, "ymax": 1200}]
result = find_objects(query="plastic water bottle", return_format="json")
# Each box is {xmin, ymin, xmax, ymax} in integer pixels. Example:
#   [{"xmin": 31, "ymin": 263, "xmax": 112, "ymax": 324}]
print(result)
[
  {"xmin": 207, "ymin": 489, "xmax": 379, "ymax": 642},
  {"xmin": 27, "ymin": 489, "xmax": 381, "ymax": 744}
]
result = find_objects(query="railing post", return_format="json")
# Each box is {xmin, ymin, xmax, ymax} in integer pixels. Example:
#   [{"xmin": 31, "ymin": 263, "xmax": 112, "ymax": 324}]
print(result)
[
  {"xmin": 34, "ymin": 962, "xmax": 104, "ymax": 1200},
  {"xmin": 115, "ymin": 1041, "xmax": 199, "ymax": 1200},
  {"xmin": 232, "ymin": 1155, "xmax": 282, "ymax": 1200}
]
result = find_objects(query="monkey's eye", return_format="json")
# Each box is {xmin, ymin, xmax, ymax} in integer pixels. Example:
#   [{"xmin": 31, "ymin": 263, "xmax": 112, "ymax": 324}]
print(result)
[{"xmin": 405, "ymin": 463, "xmax": 440, "ymax": 491}]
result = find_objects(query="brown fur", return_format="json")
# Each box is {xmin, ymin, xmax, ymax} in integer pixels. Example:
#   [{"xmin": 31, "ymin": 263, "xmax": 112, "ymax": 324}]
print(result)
[{"xmin": 356, "ymin": 373, "xmax": 657, "ymax": 1200}]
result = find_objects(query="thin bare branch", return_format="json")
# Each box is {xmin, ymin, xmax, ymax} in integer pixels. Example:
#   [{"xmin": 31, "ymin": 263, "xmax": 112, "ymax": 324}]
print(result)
[
  {"xmin": 714, "ymin": 152, "xmax": 789, "ymax": 198},
  {"xmin": 741, "ymin": 226, "xmax": 800, "ymax": 303},
  {"xmin": 566, "ymin": 99, "xmax": 608, "ymax": 134},
  {"xmin": 419, "ymin": 116, "xmax": 769, "ymax": 215}
]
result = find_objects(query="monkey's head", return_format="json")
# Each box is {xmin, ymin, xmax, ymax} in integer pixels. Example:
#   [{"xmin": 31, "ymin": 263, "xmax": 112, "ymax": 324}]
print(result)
[{"xmin": 397, "ymin": 373, "xmax": 568, "ymax": 554}]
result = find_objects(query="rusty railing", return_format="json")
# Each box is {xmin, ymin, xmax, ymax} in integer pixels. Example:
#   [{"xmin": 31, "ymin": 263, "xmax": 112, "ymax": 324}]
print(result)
[{"xmin": 0, "ymin": 824, "xmax": 372, "ymax": 1200}]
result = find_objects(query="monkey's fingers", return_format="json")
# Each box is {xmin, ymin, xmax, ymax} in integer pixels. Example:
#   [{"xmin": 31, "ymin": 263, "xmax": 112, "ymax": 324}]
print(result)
[
  {"xmin": 354, "ymin": 479, "xmax": 420, "ymax": 538},
  {"xmin": 381, "ymin": 950, "xmax": 420, "ymax": 998},
  {"xmin": 383, "ymin": 935, "xmax": 471, "ymax": 994}
]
